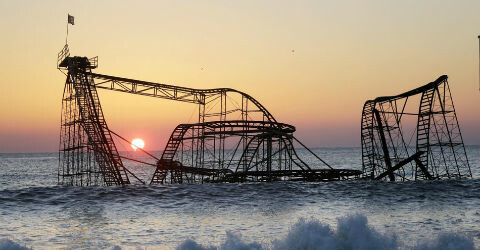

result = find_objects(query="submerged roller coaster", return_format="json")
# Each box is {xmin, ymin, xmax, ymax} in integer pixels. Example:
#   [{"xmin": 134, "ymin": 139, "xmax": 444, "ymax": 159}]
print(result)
[
  {"xmin": 57, "ymin": 45, "xmax": 361, "ymax": 186},
  {"xmin": 361, "ymin": 76, "xmax": 472, "ymax": 181}
]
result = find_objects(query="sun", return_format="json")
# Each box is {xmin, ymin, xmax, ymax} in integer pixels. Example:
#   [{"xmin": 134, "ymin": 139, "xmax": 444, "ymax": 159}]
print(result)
[{"xmin": 131, "ymin": 138, "xmax": 145, "ymax": 151}]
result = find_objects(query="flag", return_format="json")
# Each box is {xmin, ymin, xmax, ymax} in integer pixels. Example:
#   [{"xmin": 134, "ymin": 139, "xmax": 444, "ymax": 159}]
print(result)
[{"xmin": 68, "ymin": 14, "xmax": 74, "ymax": 25}]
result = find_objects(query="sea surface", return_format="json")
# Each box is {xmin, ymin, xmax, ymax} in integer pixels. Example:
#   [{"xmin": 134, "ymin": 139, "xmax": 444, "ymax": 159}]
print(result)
[{"xmin": 1, "ymin": 147, "xmax": 480, "ymax": 250}]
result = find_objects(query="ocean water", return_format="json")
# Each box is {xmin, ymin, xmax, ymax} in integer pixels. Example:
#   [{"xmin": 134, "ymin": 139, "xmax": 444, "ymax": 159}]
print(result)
[{"xmin": 0, "ymin": 147, "xmax": 479, "ymax": 250}]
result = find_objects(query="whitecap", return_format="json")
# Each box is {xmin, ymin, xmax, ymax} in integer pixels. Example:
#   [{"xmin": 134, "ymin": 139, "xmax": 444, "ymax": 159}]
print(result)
[
  {"xmin": 175, "ymin": 214, "xmax": 476, "ymax": 250},
  {"xmin": 0, "ymin": 238, "xmax": 31, "ymax": 250}
]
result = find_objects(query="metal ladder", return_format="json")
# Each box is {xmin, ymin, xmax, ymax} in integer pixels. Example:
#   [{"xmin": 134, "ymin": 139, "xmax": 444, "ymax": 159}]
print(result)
[
  {"xmin": 361, "ymin": 101, "xmax": 376, "ymax": 178},
  {"xmin": 415, "ymin": 87, "xmax": 436, "ymax": 179},
  {"xmin": 150, "ymin": 124, "xmax": 190, "ymax": 184}
]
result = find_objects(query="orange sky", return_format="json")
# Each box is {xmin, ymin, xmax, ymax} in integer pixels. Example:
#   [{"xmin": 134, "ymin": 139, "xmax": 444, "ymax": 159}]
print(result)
[{"xmin": 1, "ymin": 0, "xmax": 480, "ymax": 152}]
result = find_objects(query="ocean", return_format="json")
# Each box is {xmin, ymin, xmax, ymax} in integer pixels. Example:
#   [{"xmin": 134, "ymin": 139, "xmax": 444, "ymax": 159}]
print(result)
[{"xmin": 0, "ymin": 147, "xmax": 479, "ymax": 250}]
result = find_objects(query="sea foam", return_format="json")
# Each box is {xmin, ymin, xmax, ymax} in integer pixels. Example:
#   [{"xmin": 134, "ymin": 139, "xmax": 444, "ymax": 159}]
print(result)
[
  {"xmin": 0, "ymin": 214, "xmax": 476, "ymax": 250},
  {"xmin": 0, "ymin": 214, "xmax": 475, "ymax": 250},
  {"xmin": 0, "ymin": 238, "xmax": 31, "ymax": 250},
  {"xmin": 412, "ymin": 233, "xmax": 476, "ymax": 250},
  {"xmin": 175, "ymin": 214, "xmax": 476, "ymax": 250}
]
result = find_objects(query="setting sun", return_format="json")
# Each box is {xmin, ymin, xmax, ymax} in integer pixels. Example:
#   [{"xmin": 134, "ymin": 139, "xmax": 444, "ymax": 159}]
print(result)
[{"xmin": 131, "ymin": 138, "xmax": 145, "ymax": 151}]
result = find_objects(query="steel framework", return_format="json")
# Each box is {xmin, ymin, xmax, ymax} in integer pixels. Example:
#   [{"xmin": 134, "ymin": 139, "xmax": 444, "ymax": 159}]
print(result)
[
  {"xmin": 361, "ymin": 75, "xmax": 472, "ymax": 181},
  {"xmin": 57, "ymin": 46, "xmax": 361, "ymax": 186}
]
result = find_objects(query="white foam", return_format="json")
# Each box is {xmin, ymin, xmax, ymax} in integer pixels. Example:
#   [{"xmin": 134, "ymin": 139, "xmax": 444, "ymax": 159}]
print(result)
[
  {"xmin": 175, "ymin": 231, "xmax": 263, "ymax": 250},
  {"xmin": 0, "ymin": 238, "xmax": 31, "ymax": 250},
  {"xmin": 174, "ymin": 214, "xmax": 476, "ymax": 250},
  {"xmin": 219, "ymin": 231, "xmax": 263, "ymax": 250},
  {"xmin": 176, "ymin": 239, "xmax": 217, "ymax": 250},
  {"xmin": 1, "ymin": 215, "xmax": 476, "ymax": 250},
  {"xmin": 413, "ymin": 233, "xmax": 476, "ymax": 250},
  {"xmin": 273, "ymin": 214, "xmax": 398, "ymax": 250}
]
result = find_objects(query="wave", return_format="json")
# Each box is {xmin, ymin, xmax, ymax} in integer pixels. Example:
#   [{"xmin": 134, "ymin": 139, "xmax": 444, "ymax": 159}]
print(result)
[
  {"xmin": 412, "ymin": 233, "xmax": 476, "ymax": 250},
  {"xmin": 1, "ymin": 179, "xmax": 480, "ymax": 207},
  {"xmin": 175, "ymin": 214, "xmax": 476, "ymax": 250},
  {"xmin": 0, "ymin": 238, "xmax": 31, "ymax": 250},
  {"xmin": 0, "ymin": 214, "xmax": 475, "ymax": 250}
]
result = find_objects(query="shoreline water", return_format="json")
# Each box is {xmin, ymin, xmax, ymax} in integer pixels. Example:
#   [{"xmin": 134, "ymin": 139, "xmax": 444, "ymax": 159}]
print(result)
[{"xmin": 1, "ymin": 148, "xmax": 479, "ymax": 249}]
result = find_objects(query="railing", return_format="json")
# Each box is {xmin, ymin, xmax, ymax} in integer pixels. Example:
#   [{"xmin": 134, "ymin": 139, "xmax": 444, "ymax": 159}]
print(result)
[
  {"xmin": 88, "ymin": 56, "xmax": 98, "ymax": 68},
  {"xmin": 57, "ymin": 44, "xmax": 70, "ymax": 69}
]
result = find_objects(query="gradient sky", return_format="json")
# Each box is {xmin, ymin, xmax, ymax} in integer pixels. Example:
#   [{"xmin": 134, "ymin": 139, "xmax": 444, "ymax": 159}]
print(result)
[{"xmin": 1, "ymin": 0, "xmax": 480, "ymax": 153}]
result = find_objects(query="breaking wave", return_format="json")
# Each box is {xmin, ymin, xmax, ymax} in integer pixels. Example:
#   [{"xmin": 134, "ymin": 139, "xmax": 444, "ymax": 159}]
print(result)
[
  {"xmin": 175, "ymin": 214, "xmax": 476, "ymax": 250},
  {"xmin": 412, "ymin": 233, "xmax": 476, "ymax": 250},
  {"xmin": 0, "ymin": 214, "xmax": 476, "ymax": 250},
  {"xmin": 0, "ymin": 238, "xmax": 31, "ymax": 250}
]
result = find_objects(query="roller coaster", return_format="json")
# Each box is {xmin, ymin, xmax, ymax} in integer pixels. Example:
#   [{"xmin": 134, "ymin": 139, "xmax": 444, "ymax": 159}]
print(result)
[
  {"xmin": 57, "ymin": 43, "xmax": 472, "ymax": 186},
  {"xmin": 361, "ymin": 76, "xmax": 472, "ymax": 181},
  {"xmin": 57, "ymin": 45, "xmax": 361, "ymax": 186}
]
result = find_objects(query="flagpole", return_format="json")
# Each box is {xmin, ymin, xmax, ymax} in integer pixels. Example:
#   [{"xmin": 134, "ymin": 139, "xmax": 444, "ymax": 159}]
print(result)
[{"xmin": 66, "ymin": 14, "xmax": 69, "ymax": 45}]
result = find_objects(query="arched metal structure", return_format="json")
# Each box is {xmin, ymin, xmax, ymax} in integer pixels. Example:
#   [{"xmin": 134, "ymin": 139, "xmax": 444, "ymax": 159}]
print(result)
[
  {"xmin": 57, "ymin": 46, "xmax": 361, "ymax": 186},
  {"xmin": 361, "ymin": 75, "xmax": 471, "ymax": 181}
]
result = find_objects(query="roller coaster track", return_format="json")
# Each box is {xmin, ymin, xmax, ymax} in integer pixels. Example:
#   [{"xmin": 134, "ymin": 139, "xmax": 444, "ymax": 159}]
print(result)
[
  {"xmin": 89, "ymin": 73, "xmax": 277, "ymax": 123},
  {"xmin": 150, "ymin": 121, "xmax": 296, "ymax": 184}
]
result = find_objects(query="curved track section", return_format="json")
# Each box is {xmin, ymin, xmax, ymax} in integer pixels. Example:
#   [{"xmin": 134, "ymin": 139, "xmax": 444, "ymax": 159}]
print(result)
[
  {"xmin": 89, "ymin": 73, "xmax": 277, "ymax": 123},
  {"xmin": 151, "ymin": 121, "xmax": 296, "ymax": 184},
  {"xmin": 151, "ymin": 121, "xmax": 359, "ymax": 184}
]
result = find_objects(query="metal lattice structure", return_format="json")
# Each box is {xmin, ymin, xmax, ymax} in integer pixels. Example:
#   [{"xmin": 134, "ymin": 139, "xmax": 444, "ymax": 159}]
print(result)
[
  {"xmin": 57, "ymin": 46, "xmax": 361, "ymax": 186},
  {"xmin": 361, "ymin": 75, "xmax": 472, "ymax": 181}
]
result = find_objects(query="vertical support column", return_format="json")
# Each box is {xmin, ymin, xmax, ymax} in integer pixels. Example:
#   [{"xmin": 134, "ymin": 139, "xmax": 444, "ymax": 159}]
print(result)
[
  {"xmin": 373, "ymin": 109, "xmax": 395, "ymax": 181},
  {"xmin": 241, "ymin": 96, "xmax": 248, "ymax": 173},
  {"xmin": 266, "ymin": 135, "xmax": 272, "ymax": 181}
]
